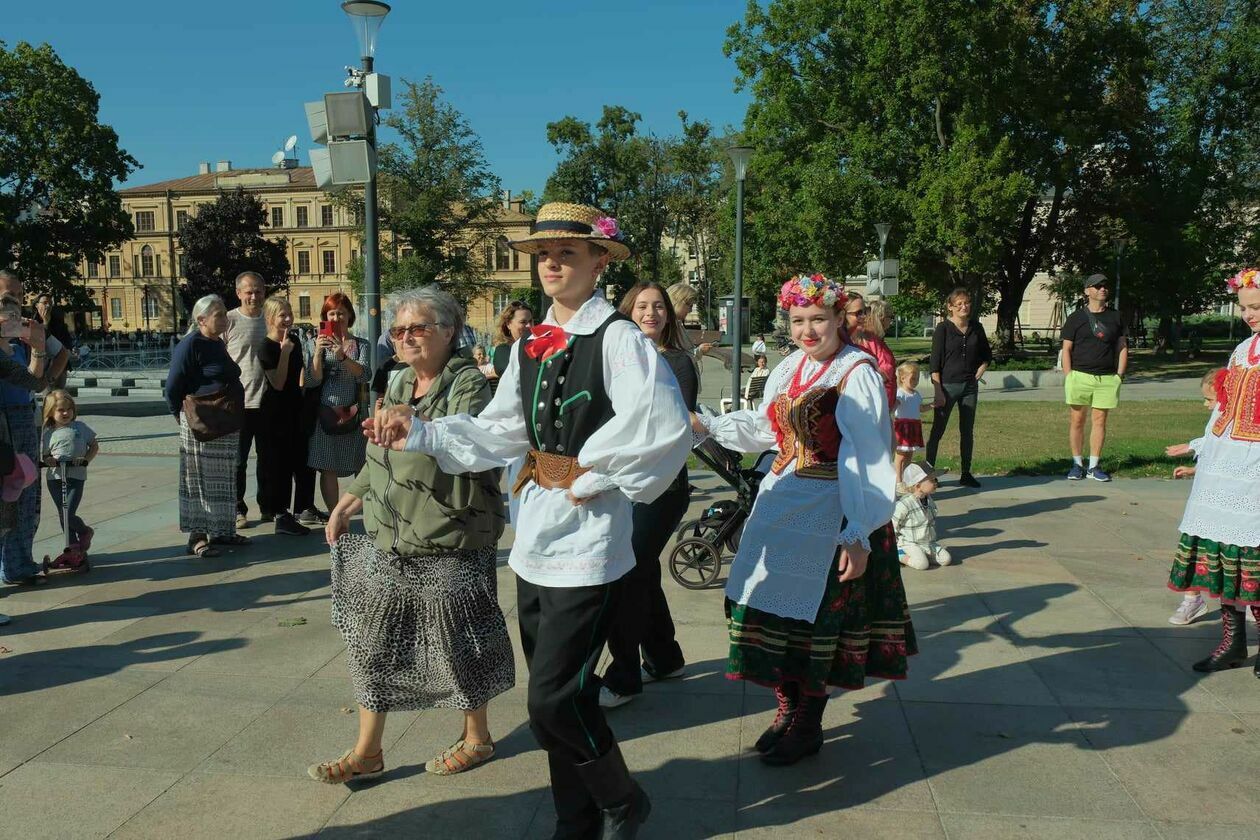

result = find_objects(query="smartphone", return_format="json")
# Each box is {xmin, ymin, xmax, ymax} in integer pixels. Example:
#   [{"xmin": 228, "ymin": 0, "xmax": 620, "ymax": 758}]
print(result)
[{"xmin": 319, "ymin": 320, "xmax": 335, "ymax": 339}]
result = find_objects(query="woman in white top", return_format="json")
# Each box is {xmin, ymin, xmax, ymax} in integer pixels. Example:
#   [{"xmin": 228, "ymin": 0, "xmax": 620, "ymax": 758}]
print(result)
[
  {"xmin": 1167, "ymin": 267, "xmax": 1260, "ymax": 675},
  {"xmin": 693, "ymin": 273, "xmax": 914, "ymax": 767}
]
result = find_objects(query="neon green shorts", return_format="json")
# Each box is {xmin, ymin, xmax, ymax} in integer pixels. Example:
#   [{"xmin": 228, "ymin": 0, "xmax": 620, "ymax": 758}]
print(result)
[{"xmin": 1065, "ymin": 370, "xmax": 1121, "ymax": 410}]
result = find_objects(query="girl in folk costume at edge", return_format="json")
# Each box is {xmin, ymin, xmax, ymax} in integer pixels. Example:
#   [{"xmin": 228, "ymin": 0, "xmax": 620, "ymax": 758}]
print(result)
[
  {"xmin": 1168, "ymin": 267, "xmax": 1260, "ymax": 675},
  {"xmin": 365, "ymin": 203, "xmax": 691, "ymax": 839},
  {"xmin": 692, "ymin": 273, "xmax": 916, "ymax": 766}
]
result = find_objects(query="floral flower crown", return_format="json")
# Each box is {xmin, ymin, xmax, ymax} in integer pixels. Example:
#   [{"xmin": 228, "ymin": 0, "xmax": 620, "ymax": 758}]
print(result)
[
  {"xmin": 1226, "ymin": 267, "xmax": 1260, "ymax": 292},
  {"xmin": 778, "ymin": 273, "xmax": 847, "ymax": 311}
]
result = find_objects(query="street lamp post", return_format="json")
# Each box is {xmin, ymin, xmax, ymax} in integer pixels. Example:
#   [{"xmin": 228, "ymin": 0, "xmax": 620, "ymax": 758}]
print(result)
[
  {"xmin": 727, "ymin": 146, "xmax": 753, "ymax": 412},
  {"xmin": 341, "ymin": 0, "xmax": 390, "ymax": 372},
  {"xmin": 875, "ymin": 222, "xmax": 892, "ymax": 333}
]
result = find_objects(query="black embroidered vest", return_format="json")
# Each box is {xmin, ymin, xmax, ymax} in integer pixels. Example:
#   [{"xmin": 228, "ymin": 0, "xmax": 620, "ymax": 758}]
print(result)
[{"xmin": 516, "ymin": 312, "xmax": 629, "ymax": 456}]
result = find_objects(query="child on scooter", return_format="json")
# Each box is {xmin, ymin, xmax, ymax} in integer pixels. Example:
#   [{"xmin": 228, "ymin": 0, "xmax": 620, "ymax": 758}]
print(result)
[{"xmin": 40, "ymin": 390, "xmax": 98, "ymax": 552}]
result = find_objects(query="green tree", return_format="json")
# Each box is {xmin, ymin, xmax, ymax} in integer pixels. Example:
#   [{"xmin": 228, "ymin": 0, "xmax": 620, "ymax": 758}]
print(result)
[
  {"xmin": 178, "ymin": 189, "xmax": 290, "ymax": 309},
  {"xmin": 725, "ymin": 0, "xmax": 1154, "ymax": 351},
  {"xmin": 668, "ymin": 112, "xmax": 725, "ymax": 326},
  {"xmin": 347, "ymin": 77, "xmax": 506, "ymax": 304},
  {"xmin": 0, "ymin": 41, "xmax": 138, "ymax": 303}
]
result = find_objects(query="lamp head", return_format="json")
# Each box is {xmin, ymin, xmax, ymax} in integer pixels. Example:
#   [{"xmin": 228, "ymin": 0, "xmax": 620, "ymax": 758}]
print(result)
[
  {"xmin": 727, "ymin": 146, "xmax": 753, "ymax": 182},
  {"xmin": 341, "ymin": 1, "xmax": 391, "ymax": 61},
  {"xmin": 875, "ymin": 223, "xmax": 892, "ymax": 248}
]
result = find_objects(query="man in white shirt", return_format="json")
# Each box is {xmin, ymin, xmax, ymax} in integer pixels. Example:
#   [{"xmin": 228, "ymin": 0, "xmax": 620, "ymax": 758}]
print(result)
[
  {"xmin": 751, "ymin": 334, "xmax": 767, "ymax": 357},
  {"xmin": 223, "ymin": 271, "xmax": 270, "ymax": 529}
]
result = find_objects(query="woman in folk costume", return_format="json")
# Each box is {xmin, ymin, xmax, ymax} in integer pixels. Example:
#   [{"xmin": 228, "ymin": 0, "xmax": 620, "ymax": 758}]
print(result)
[
  {"xmin": 693, "ymin": 273, "xmax": 916, "ymax": 766},
  {"xmin": 1168, "ymin": 267, "xmax": 1260, "ymax": 675},
  {"xmin": 365, "ymin": 203, "xmax": 691, "ymax": 839}
]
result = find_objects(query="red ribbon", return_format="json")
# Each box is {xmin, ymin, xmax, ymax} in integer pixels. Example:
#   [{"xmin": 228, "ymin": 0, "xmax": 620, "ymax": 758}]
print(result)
[{"xmin": 524, "ymin": 325, "xmax": 569, "ymax": 360}]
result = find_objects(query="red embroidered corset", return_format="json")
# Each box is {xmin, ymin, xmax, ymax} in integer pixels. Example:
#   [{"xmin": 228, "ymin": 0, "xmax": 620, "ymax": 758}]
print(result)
[
  {"xmin": 767, "ymin": 386, "xmax": 842, "ymax": 479},
  {"xmin": 1212, "ymin": 363, "xmax": 1260, "ymax": 443}
]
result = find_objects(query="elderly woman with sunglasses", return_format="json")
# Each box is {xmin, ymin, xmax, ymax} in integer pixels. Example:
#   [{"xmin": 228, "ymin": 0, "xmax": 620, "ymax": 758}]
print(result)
[
  {"xmin": 846, "ymin": 292, "xmax": 897, "ymax": 408},
  {"xmin": 310, "ymin": 286, "xmax": 514, "ymax": 786}
]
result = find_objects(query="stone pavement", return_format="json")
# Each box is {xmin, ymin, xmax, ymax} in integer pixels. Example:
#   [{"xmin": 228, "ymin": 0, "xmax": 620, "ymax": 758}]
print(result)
[{"xmin": 2, "ymin": 445, "xmax": 1259, "ymax": 839}]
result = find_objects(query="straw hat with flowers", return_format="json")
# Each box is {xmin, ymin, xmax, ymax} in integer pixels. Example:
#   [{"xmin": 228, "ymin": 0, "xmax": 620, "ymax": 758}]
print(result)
[{"xmin": 510, "ymin": 202, "xmax": 630, "ymax": 262}]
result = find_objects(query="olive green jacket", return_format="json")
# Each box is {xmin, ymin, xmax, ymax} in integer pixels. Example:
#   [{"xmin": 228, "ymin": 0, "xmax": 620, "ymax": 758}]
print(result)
[{"xmin": 346, "ymin": 356, "xmax": 505, "ymax": 555}]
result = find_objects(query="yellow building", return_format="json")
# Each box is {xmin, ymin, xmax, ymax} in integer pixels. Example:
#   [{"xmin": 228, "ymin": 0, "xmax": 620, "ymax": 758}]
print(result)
[{"xmin": 85, "ymin": 161, "xmax": 537, "ymax": 336}]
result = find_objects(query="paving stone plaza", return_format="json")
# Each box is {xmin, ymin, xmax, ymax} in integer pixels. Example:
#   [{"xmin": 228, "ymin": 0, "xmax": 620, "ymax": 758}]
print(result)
[{"xmin": 2, "ymin": 409, "xmax": 1259, "ymax": 839}]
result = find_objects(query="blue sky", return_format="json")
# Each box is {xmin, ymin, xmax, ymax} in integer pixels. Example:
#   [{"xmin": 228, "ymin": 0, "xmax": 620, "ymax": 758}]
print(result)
[{"xmin": 7, "ymin": 0, "xmax": 753, "ymax": 195}]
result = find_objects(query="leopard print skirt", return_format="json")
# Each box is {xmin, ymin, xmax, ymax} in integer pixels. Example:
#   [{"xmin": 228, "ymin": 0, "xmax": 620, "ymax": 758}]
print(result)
[{"xmin": 330, "ymin": 534, "xmax": 516, "ymax": 713}]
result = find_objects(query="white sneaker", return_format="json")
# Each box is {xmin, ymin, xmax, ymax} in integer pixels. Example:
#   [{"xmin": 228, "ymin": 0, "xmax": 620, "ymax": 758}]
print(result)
[
  {"xmin": 1168, "ymin": 595, "xmax": 1209, "ymax": 626},
  {"xmin": 641, "ymin": 664, "xmax": 685, "ymax": 683},
  {"xmin": 598, "ymin": 686, "xmax": 636, "ymax": 709}
]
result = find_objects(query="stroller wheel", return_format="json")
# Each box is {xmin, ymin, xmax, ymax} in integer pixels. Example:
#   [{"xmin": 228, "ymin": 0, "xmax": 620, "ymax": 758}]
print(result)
[{"xmin": 669, "ymin": 538, "xmax": 724, "ymax": 590}]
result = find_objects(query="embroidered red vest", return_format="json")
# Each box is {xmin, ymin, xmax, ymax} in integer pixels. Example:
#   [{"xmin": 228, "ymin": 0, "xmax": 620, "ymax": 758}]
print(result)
[
  {"xmin": 1212, "ymin": 363, "xmax": 1260, "ymax": 443},
  {"xmin": 766, "ymin": 359, "xmax": 874, "ymax": 479}
]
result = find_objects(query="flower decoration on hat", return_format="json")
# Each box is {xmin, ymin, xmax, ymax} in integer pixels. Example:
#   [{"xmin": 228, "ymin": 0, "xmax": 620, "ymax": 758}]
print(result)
[
  {"xmin": 591, "ymin": 215, "xmax": 623, "ymax": 242},
  {"xmin": 777, "ymin": 273, "xmax": 847, "ymax": 311},
  {"xmin": 1226, "ymin": 267, "xmax": 1260, "ymax": 292}
]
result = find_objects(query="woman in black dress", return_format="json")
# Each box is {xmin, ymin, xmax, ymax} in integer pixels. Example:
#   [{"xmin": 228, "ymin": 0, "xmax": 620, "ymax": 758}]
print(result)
[
  {"xmin": 599, "ymin": 281, "xmax": 696, "ymax": 708},
  {"xmin": 925, "ymin": 287, "xmax": 992, "ymax": 487},
  {"xmin": 489, "ymin": 300, "xmax": 535, "ymax": 383}
]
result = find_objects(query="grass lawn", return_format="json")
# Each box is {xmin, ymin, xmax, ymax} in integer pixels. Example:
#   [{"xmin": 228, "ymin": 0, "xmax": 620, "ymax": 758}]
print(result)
[
  {"xmin": 925, "ymin": 399, "xmax": 1206, "ymax": 478},
  {"xmin": 691, "ymin": 399, "xmax": 1208, "ymax": 479}
]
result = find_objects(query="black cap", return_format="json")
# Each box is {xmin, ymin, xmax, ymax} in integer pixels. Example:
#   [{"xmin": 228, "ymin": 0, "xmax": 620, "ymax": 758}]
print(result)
[{"xmin": 1084, "ymin": 273, "xmax": 1108, "ymax": 290}]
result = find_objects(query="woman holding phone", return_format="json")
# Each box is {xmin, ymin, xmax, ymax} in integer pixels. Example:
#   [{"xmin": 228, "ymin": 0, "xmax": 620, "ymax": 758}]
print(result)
[{"xmin": 305, "ymin": 293, "xmax": 370, "ymax": 514}]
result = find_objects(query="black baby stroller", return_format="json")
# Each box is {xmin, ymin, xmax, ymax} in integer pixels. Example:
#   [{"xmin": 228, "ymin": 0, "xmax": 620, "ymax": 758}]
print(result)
[{"xmin": 668, "ymin": 437, "xmax": 774, "ymax": 590}]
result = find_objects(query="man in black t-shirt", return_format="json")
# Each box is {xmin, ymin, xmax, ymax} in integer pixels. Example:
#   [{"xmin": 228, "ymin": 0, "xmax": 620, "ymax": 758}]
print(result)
[{"xmin": 1060, "ymin": 273, "xmax": 1128, "ymax": 482}]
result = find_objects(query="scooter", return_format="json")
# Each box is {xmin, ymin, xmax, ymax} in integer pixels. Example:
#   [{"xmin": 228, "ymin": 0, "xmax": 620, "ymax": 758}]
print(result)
[{"xmin": 42, "ymin": 457, "xmax": 90, "ymax": 574}]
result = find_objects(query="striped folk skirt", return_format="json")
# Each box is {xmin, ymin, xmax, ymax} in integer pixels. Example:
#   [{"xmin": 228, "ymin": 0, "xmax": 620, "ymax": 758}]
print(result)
[
  {"xmin": 178, "ymin": 414, "xmax": 239, "ymax": 538},
  {"xmin": 725, "ymin": 523, "xmax": 917, "ymax": 696},
  {"xmin": 1168, "ymin": 533, "xmax": 1260, "ymax": 608}
]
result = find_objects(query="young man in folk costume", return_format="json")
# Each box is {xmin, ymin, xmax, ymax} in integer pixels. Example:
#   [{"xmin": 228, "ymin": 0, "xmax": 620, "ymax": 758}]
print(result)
[
  {"xmin": 693, "ymin": 273, "xmax": 916, "ymax": 766},
  {"xmin": 366, "ymin": 203, "xmax": 691, "ymax": 839}
]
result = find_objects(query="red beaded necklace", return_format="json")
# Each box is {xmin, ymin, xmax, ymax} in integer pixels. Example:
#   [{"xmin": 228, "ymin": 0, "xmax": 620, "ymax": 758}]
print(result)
[{"xmin": 788, "ymin": 353, "xmax": 836, "ymax": 398}]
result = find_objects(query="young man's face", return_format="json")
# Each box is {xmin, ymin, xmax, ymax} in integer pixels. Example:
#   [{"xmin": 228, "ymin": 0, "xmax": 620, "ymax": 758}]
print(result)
[
  {"xmin": 1086, "ymin": 283, "xmax": 1109, "ymax": 305},
  {"xmin": 534, "ymin": 239, "xmax": 609, "ymax": 304}
]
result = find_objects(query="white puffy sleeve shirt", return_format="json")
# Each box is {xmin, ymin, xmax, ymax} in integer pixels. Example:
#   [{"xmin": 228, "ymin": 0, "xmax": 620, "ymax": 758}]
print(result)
[
  {"xmin": 701, "ymin": 346, "xmax": 896, "ymax": 620},
  {"xmin": 402, "ymin": 294, "xmax": 692, "ymax": 587}
]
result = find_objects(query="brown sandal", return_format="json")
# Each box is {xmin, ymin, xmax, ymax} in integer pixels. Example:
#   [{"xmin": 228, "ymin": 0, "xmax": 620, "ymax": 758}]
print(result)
[
  {"xmin": 424, "ymin": 739, "xmax": 495, "ymax": 776},
  {"xmin": 307, "ymin": 749, "xmax": 384, "ymax": 784}
]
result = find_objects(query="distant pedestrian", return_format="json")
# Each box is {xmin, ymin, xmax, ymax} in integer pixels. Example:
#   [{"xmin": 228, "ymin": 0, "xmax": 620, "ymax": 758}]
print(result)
[
  {"xmin": 258, "ymin": 296, "xmax": 311, "ymax": 537},
  {"xmin": 165, "ymin": 295, "xmax": 250, "ymax": 557},
  {"xmin": 491, "ymin": 301, "xmax": 534, "ymax": 379},
  {"xmin": 40, "ymin": 390, "xmax": 98, "ymax": 553},
  {"xmin": 1062, "ymin": 273, "xmax": 1127, "ymax": 482},
  {"xmin": 847, "ymin": 293, "xmax": 896, "ymax": 407},
  {"xmin": 305, "ymin": 293, "xmax": 370, "ymax": 514},
  {"xmin": 925, "ymin": 288, "xmax": 992, "ymax": 488},
  {"xmin": 893, "ymin": 361, "xmax": 927, "ymax": 487},
  {"xmin": 222, "ymin": 271, "xmax": 269, "ymax": 528},
  {"xmin": 751, "ymin": 334, "xmax": 767, "ymax": 357}
]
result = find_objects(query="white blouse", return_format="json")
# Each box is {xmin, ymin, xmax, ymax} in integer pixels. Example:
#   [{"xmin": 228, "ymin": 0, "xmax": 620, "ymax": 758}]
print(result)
[
  {"xmin": 700, "ymin": 345, "xmax": 896, "ymax": 621},
  {"xmin": 402, "ymin": 294, "xmax": 692, "ymax": 587},
  {"xmin": 1180, "ymin": 336, "xmax": 1260, "ymax": 547}
]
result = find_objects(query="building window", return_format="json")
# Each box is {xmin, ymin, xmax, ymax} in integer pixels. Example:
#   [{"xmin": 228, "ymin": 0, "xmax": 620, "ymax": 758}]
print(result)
[
  {"xmin": 86, "ymin": 261, "xmax": 98, "ymax": 278},
  {"xmin": 687, "ymin": 269, "xmax": 698, "ymax": 282},
  {"xmin": 135, "ymin": 211, "xmax": 155, "ymax": 232},
  {"xmin": 321, "ymin": 205, "xmax": 334, "ymax": 227},
  {"xmin": 271, "ymin": 207, "xmax": 284, "ymax": 229},
  {"xmin": 484, "ymin": 244, "xmax": 494, "ymax": 270},
  {"xmin": 297, "ymin": 251, "xmax": 311, "ymax": 274},
  {"xmin": 108, "ymin": 255, "xmax": 121, "ymax": 277},
  {"xmin": 299, "ymin": 296, "xmax": 311, "ymax": 318},
  {"xmin": 140, "ymin": 245, "xmax": 155, "ymax": 277},
  {"xmin": 142, "ymin": 293, "xmax": 159, "ymax": 318},
  {"xmin": 513, "ymin": 249, "xmax": 520, "ymax": 271},
  {"xmin": 495, "ymin": 237, "xmax": 512, "ymax": 271},
  {"xmin": 176, "ymin": 210, "xmax": 188, "ymax": 230},
  {"xmin": 110, "ymin": 298, "xmax": 122, "ymax": 319},
  {"xmin": 322, "ymin": 250, "xmax": 336, "ymax": 274},
  {"xmin": 177, "ymin": 253, "xmax": 188, "ymax": 277},
  {"xmin": 399, "ymin": 248, "xmax": 413, "ymax": 260},
  {"xmin": 296, "ymin": 206, "xmax": 309, "ymax": 228},
  {"xmin": 351, "ymin": 207, "xmax": 363, "ymax": 226},
  {"xmin": 494, "ymin": 291, "xmax": 512, "ymax": 313},
  {"xmin": 350, "ymin": 249, "xmax": 359, "ymax": 263}
]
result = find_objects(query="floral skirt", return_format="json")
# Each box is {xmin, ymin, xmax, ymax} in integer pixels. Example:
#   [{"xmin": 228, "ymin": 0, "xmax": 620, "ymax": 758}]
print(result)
[
  {"xmin": 726, "ymin": 523, "xmax": 917, "ymax": 696},
  {"xmin": 1168, "ymin": 533, "xmax": 1260, "ymax": 608}
]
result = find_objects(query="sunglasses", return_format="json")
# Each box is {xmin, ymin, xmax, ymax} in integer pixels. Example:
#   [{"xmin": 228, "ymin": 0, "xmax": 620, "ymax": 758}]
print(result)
[
  {"xmin": 388, "ymin": 322, "xmax": 447, "ymax": 340},
  {"xmin": 848, "ymin": 307, "xmax": 870, "ymax": 317}
]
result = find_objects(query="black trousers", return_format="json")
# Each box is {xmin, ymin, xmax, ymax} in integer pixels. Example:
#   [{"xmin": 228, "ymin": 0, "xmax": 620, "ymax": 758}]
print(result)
[
  {"xmin": 925, "ymin": 380, "xmax": 979, "ymax": 473},
  {"xmin": 518, "ymin": 575, "xmax": 623, "ymax": 764},
  {"xmin": 602, "ymin": 475, "xmax": 689, "ymax": 696},
  {"xmin": 257, "ymin": 407, "xmax": 304, "ymax": 517},
  {"xmin": 235, "ymin": 408, "xmax": 269, "ymax": 516},
  {"xmin": 292, "ymin": 390, "xmax": 319, "ymax": 513}
]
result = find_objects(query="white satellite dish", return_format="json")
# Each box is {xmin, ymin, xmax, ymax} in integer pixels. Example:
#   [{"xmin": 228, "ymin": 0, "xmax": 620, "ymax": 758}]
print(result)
[
  {"xmin": 284, "ymin": 134, "xmax": 298, "ymax": 152},
  {"xmin": 271, "ymin": 150, "xmax": 286, "ymax": 165}
]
